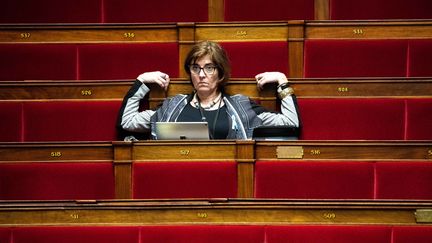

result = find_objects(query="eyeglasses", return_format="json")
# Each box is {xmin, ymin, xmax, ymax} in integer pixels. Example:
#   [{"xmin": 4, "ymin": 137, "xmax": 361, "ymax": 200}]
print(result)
[{"xmin": 189, "ymin": 64, "xmax": 217, "ymax": 75}]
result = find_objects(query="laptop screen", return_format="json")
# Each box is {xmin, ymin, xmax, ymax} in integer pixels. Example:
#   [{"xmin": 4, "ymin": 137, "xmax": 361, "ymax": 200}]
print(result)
[{"xmin": 154, "ymin": 122, "xmax": 210, "ymax": 140}]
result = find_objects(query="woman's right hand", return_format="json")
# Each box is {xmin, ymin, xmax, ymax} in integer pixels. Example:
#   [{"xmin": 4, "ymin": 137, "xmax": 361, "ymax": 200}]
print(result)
[{"xmin": 137, "ymin": 71, "xmax": 170, "ymax": 91}]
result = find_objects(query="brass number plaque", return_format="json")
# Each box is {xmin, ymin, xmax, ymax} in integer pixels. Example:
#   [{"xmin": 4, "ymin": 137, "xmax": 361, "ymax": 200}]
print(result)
[
  {"xmin": 20, "ymin": 33, "xmax": 31, "ymax": 39},
  {"xmin": 323, "ymin": 212, "xmax": 336, "ymax": 220},
  {"xmin": 416, "ymin": 209, "xmax": 432, "ymax": 223},
  {"xmin": 180, "ymin": 149, "xmax": 190, "ymax": 155},
  {"xmin": 235, "ymin": 30, "xmax": 248, "ymax": 38},
  {"xmin": 338, "ymin": 87, "xmax": 349, "ymax": 92},
  {"xmin": 81, "ymin": 90, "xmax": 92, "ymax": 96},
  {"xmin": 353, "ymin": 29, "xmax": 364, "ymax": 35},
  {"xmin": 197, "ymin": 212, "xmax": 208, "ymax": 218},
  {"xmin": 310, "ymin": 149, "xmax": 321, "ymax": 155},
  {"xmin": 50, "ymin": 151, "xmax": 62, "ymax": 157},
  {"xmin": 277, "ymin": 146, "xmax": 304, "ymax": 159},
  {"xmin": 124, "ymin": 32, "xmax": 135, "ymax": 38}
]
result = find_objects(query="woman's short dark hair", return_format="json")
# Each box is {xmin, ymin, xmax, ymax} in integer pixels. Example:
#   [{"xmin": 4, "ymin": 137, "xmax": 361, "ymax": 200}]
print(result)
[{"xmin": 184, "ymin": 41, "xmax": 231, "ymax": 87}]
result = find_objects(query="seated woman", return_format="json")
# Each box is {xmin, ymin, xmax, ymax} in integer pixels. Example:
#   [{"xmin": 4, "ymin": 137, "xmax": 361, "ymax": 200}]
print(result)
[{"xmin": 118, "ymin": 40, "xmax": 300, "ymax": 140}]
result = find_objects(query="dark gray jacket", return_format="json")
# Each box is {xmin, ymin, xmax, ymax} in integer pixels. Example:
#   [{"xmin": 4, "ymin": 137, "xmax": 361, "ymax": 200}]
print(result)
[{"xmin": 119, "ymin": 80, "xmax": 300, "ymax": 140}]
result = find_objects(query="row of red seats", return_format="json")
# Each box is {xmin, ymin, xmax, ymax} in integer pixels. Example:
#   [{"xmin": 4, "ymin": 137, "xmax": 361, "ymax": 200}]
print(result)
[
  {"xmin": 297, "ymin": 98, "xmax": 432, "ymax": 140},
  {"xmin": 1, "ymin": 98, "xmax": 431, "ymax": 142},
  {"xmin": 0, "ymin": 100, "xmax": 122, "ymax": 142},
  {"xmin": 1, "ymin": 0, "xmax": 431, "ymax": 23},
  {"xmin": 227, "ymin": 0, "xmax": 432, "ymax": 21},
  {"xmin": 0, "ymin": 43, "xmax": 179, "ymax": 81},
  {"xmin": 1, "ymin": 160, "xmax": 432, "ymax": 200},
  {"xmin": 304, "ymin": 39, "xmax": 432, "ymax": 78},
  {"xmin": 0, "ymin": 225, "xmax": 431, "ymax": 243},
  {"xmin": 0, "ymin": 42, "xmax": 287, "ymax": 81},
  {"xmin": 1, "ymin": 40, "xmax": 432, "ymax": 81}
]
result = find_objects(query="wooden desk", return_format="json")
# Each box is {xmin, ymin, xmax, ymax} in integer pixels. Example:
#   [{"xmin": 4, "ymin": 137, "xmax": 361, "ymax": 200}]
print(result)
[
  {"xmin": 1, "ymin": 141, "xmax": 431, "ymax": 199},
  {"xmin": 0, "ymin": 199, "xmax": 431, "ymax": 226}
]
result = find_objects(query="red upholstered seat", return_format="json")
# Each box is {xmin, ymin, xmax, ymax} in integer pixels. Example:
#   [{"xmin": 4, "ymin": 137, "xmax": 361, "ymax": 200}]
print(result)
[
  {"xmin": 297, "ymin": 98, "xmax": 406, "ymax": 140},
  {"xmin": 266, "ymin": 225, "xmax": 392, "ymax": 243},
  {"xmin": 103, "ymin": 0, "xmax": 207, "ymax": 23},
  {"xmin": 0, "ymin": 162, "xmax": 115, "ymax": 200},
  {"xmin": 12, "ymin": 226, "xmax": 138, "ymax": 243},
  {"xmin": 0, "ymin": 228, "xmax": 11, "ymax": 243},
  {"xmin": 303, "ymin": 40, "xmax": 408, "ymax": 78},
  {"xmin": 133, "ymin": 161, "xmax": 237, "ymax": 199},
  {"xmin": 375, "ymin": 161, "xmax": 432, "ymax": 200},
  {"xmin": 0, "ymin": 0, "xmax": 102, "ymax": 23},
  {"xmin": 224, "ymin": 0, "xmax": 314, "ymax": 21},
  {"xmin": 406, "ymin": 99, "xmax": 432, "ymax": 140},
  {"xmin": 78, "ymin": 43, "xmax": 179, "ymax": 80},
  {"xmin": 408, "ymin": 39, "xmax": 432, "ymax": 77},
  {"xmin": 220, "ymin": 42, "xmax": 288, "ymax": 78},
  {"xmin": 0, "ymin": 44, "xmax": 77, "ymax": 81},
  {"xmin": 23, "ymin": 100, "xmax": 122, "ymax": 142},
  {"xmin": 140, "ymin": 225, "xmax": 265, "ymax": 243},
  {"xmin": 392, "ymin": 226, "xmax": 432, "ymax": 243},
  {"xmin": 330, "ymin": 0, "xmax": 432, "ymax": 20},
  {"xmin": 5, "ymin": 225, "xmax": 432, "ymax": 243},
  {"xmin": 255, "ymin": 161, "xmax": 374, "ymax": 199},
  {"xmin": 0, "ymin": 102, "xmax": 23, "ymax": 142}
]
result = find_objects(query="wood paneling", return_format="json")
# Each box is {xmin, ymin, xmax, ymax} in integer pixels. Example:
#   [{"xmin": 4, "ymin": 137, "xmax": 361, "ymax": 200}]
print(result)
[
  {"xmin": 255, "ymin": 141, "xmax": 432, "ymax": 161},
  {"xmin": 0, "ymin": 80, "xmax": 131, "ymax": 100},
  {"xmin": 305, "ymin": 20, "xmax": 432, "ymax": 39},
  {"xmin": 0, "ymin": 24, "xmax": 178, "ymax": 43},
  {"xmin": 132, "ymin": 141, "xmax": 237, "ymax": 161},
  {"xmin": 0, "ymin": 142, "xmax": 113, "ymax": 162},
  {"xmin": 315, "ymin": 0, "xmax": 329, "ymax": 20},
  {"xmin": 2, "ymin": 78, "xmax": 432, "ymax": 101},
  {"xmin": 208, "ymin": 0, "xmax": 224, "ymax": 22},
  {"xmin": 0, "ymin": 199, "xmax": 430, "ymax": 225},
  {"xmin": 195, "ymin": 22, "xmax": 289, "ymax": 42}
]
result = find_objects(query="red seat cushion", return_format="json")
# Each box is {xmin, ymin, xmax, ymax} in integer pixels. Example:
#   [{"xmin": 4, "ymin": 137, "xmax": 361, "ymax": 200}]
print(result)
[
  {"xmin": 0, "ymin": 102, "xmax": 23, "ymax": 142},
  {"xmin": 78, "ymin": 43, "xmax": 179, "ymax": 80},
  {"xmin": 221, "ymin": 42, "xmax": 288, "ymax": 78},
  {"xmin": 13, "ymin": 226, "xmax": 138, "ymax": 243},
  {"xmin": 0, "ymin": 44, "xmax": 77, "ymax": 81},
  {"xmin": 408, "ymin": 40, "xmax": 432, "ymax": 77},
  {"xmin": 23, "ymin": 101, "xmax": 121, "ymax": 142},
  {"xmin": 133, "ymin": 161, "xmax": 237, "ymax": 199},
  {"xmin": 0, "ymin": 162, "xmax": 115, "ymax": 200},
  {"xmin": 104, "ymin": 0, "xmax": 207, "ymax": 23},
  {"xmin": 392, "ymin": 226, "xmax": 432, "ymax": 243},
  {"xmin": 405, "ymin": 99, "xmax": 432, "ymax": 140},
  {"xmin": 0, "ymin": 227, "xmax": 11, "ymax": 243},
  {"xmin": 266, "ymin": 225, "xmax": 391, "ymax": 243},
  {"xmin": 0, "ymin": 0, "xmax": 102, "ymax": 23},
  {"xmin": 375, "ymin": 162, "xmax": 432, "ymax": 200},
  {"xmin": 330, "ymin": 0, "xmax": 432, "ymax": 20},
  {"xmin": 140, "ymin": 225, "xmax": 265, "ymax": 243},
  {"xmin": 297, "ymin": 98, "xmax": 406, "ymax": 140},
  {"xmin": 255, "ymin": 161, "xmax": 374, "ymax": 199},
  {"xmin": 304, "ymin": 40, "xmax": 408, "ymax": 78},
  {"xmin": 224, "ymin": 0, "xmax": 315, "ymax": 21}
]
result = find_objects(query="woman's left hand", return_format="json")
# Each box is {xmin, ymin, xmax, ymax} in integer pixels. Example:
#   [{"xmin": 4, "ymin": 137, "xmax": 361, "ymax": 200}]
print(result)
[{"xmin": 255, "ymin": 72, "xmax": 288, "ymax": 90}]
